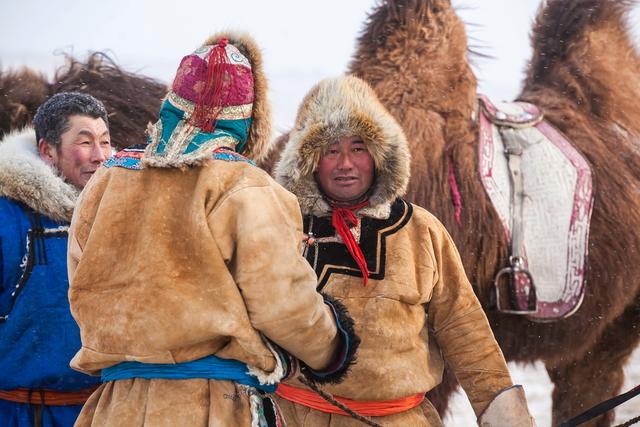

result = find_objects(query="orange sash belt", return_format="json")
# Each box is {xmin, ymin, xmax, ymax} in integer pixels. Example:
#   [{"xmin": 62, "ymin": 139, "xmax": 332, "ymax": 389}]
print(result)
[
  {"xmin": 0, "ymin": 387, "xmax": 98, "ymax": 406},
  {"xmin": 275, "ymin": 384, "xmax": 425, "ymax": 417}
]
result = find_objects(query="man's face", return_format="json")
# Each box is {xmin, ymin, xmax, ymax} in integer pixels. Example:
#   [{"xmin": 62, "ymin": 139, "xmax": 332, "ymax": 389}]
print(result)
[
  {"xmin": 39, "ymin": 115, "xmax": 112, "ymax": 189},
  {"xmin": 316, "ymin": 136, "xmax": 375, "ymax": 203}
]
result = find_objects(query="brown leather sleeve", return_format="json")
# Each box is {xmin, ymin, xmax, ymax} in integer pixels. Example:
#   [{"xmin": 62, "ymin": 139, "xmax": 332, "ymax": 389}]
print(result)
[
  {"xmin": 427, "ymin": 222, "xmax": 513, "ymax": 416},
  {"xmin": 209, "ymin": 182, "xmax": 340, "ymax": 371}
]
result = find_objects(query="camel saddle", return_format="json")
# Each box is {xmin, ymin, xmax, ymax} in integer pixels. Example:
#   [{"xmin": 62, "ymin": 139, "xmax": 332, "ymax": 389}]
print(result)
[{"xmin": 476, "ymin": 95, "xmax": 594, "ymax": 321}]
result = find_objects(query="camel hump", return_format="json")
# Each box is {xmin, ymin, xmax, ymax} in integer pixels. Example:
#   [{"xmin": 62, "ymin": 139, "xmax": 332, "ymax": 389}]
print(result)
[
  {"xmin": 349, "ymin": 0, "xmax": 477, "ymax": 120},
  {"xmin": 0, "ymin": 67, "xmax": 49, "ymax": 140},
  {"xmin": 522, "ymin": 0, "xmax": 640, "ymax": 126},
  {"xmin": 527, "ymin": 0, "xmax": 636, "ymax": 79}
]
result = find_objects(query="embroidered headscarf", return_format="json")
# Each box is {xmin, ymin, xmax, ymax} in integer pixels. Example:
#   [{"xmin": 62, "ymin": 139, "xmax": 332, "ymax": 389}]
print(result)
[{"xmin": 143, "ymin": 33, "xmax": 272, "ymax": 168}]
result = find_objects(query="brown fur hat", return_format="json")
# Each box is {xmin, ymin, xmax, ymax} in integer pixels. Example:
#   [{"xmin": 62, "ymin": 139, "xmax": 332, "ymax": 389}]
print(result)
[{"xmin": 275, "ymin": 75, "xmax": 410, "ymax": 218}]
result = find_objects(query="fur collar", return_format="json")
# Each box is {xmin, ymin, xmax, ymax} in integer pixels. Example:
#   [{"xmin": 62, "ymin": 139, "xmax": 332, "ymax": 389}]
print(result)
[
  {"xmin": 274, "ymin": 76, "xmax": 410, "ymax": 219},
  {"xmin": 0, "ymin": 127, "xmax": 78, "ymax": 222}
]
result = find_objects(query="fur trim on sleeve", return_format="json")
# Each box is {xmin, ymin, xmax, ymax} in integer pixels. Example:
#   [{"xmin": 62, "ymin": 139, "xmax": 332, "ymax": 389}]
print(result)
[{"xmin": 299, "ymin": 293, "xmax": 360, "ymax": 385}]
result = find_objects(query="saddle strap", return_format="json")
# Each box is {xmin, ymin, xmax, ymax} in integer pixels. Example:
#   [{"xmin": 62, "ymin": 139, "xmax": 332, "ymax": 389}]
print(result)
[
  {"xmin": 496, "ymin": 128, "xmax": 537, "ymax": 313},
  {"xmin": 501, "ymin": 128, "xmax": 527, "ymax": 259}
]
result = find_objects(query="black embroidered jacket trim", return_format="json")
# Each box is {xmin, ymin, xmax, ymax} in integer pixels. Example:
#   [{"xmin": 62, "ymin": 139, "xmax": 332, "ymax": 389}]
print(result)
[{"xmin": 303, "ymin": 198, "xmax": 413, "ymax": 290}]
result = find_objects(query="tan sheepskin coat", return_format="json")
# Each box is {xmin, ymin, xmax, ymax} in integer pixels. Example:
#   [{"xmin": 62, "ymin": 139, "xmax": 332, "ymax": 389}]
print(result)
[
  {"xmin": 68, "ymin": 32, "xmax": 341, "ymax": 427},
  {"xmin": 274, "ymin": 76, "xmax": 513, "ymax": 426}
]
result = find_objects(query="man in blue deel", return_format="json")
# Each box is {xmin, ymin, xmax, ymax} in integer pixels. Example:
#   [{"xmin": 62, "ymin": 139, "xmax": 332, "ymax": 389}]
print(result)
[{"xmin": 0, "ymin": 92, "xmax": 112, "ymax": 426}]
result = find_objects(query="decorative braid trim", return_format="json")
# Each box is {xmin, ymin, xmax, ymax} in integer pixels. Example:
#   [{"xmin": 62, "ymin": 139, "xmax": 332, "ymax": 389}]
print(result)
[
  {"xmin": 142, "ymin": 130, "xmax": 240, "ymax": 168},
  {"xmin": 167, "ymin": 92, "xmax": 252, "ymax": 121}
]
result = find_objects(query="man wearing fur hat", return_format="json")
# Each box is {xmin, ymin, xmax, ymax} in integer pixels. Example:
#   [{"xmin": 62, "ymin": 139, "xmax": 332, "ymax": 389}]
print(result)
[
  {"xmin": 0, "ymin": 92, "xmax": 111, "ymax": 426},
  {"xmin": 273, "ymin": 76, "xmax": 536, "ymax": 426},
  {"xmin": 67, "ymin": 33, "xmax": 359, "ymax": 427}
]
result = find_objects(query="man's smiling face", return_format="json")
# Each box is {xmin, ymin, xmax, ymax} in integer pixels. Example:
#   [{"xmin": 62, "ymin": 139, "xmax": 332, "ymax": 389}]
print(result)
[
  {"xmin": 40, "ymin": 115, "xmax": 112, "ymax": 189},
  {"xmin": 315, "ymin": 135, "xmax": 375, "ymax": 203}
]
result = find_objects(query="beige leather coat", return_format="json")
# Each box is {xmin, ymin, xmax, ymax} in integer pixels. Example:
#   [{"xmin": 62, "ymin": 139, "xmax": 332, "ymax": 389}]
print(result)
[
  {"xmin": 68, "ymin": 33, "xmax": 350, "ymax": 427},
  {"xmin": 273, "ymin": 76, "xmax": 525, "ymax": 426}
]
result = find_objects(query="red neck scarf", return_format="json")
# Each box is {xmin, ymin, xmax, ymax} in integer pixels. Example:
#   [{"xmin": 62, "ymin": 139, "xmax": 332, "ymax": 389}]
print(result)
[{"xmin": 329, "ymin": 199, "xmax": 370, "ymax": 286}]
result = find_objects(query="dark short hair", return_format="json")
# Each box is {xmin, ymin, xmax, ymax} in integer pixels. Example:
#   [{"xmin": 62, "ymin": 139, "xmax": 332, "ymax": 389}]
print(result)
[{"xmin": 32, "ymin": 92, "xmax": 109, "ymax": 144}]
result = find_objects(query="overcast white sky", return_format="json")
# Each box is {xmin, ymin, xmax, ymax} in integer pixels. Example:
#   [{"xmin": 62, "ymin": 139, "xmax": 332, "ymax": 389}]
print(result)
[{"xmin": 1, "ymin": 0, "xmax": 639, "ymax": 132}]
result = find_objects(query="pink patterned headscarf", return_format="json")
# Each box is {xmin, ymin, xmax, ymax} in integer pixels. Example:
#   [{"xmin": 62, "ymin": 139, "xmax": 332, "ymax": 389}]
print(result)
[{"xmin": 171, "ymin": 39, "xmax": 254, "ymax": 132}]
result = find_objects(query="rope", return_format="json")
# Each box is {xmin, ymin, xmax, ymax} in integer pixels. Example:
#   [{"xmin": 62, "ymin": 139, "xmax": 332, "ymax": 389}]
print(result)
[
  {"xmin": 615, "ymin": 415, "xmax": 640, "ymax": 427},
  {"xmin": 297, "ymin": 376, "xmax": 382, "ymax": 427},
  {"xmin": 560, "ymin": 385, "xmax": 640, "ymax": 427}
]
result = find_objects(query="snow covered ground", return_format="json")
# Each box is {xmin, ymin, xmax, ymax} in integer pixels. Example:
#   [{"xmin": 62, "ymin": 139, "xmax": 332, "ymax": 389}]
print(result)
[{"xmin": 445, "ymin": 346, "xmax": 640, "ymax": 426}]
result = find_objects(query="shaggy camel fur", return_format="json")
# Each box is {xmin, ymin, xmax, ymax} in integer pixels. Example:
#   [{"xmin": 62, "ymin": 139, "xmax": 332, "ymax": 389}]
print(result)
[
  {"xmin": 0, "ymin": 52, "xmax": 166, "ymax": 150},
  {"xmin": 338, "ymin": 0, "xmax": 640, "ymax": 425}
]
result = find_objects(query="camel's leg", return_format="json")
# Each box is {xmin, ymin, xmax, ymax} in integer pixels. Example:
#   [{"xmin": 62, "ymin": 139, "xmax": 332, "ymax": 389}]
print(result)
[{"xmin": 546, "ymin": 300, "xmax": 640, "ymax": 427}]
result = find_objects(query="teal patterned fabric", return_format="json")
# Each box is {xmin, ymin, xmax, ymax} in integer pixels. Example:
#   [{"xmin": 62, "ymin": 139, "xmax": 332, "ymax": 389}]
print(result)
[{"xmin": 154, "ymin": 101, "xmax": 252, "ymax": 156}]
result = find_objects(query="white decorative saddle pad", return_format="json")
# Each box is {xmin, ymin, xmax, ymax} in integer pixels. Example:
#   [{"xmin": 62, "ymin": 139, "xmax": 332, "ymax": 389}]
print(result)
[{"xmin": 477, "ymin": 95, "xmax": 594, "ymax": 321}]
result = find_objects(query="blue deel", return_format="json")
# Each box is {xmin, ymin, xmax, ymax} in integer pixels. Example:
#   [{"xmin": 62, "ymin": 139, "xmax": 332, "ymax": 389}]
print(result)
[{"xmin": 0, "ymin": 197, "xmax": 100, "ymax": 392}]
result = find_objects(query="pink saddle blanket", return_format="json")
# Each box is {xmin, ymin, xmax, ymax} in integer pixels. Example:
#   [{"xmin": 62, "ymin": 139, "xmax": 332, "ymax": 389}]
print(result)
[{"xmin": 477, "ymin": 95, "xmax": 594, "ymax": 321}]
